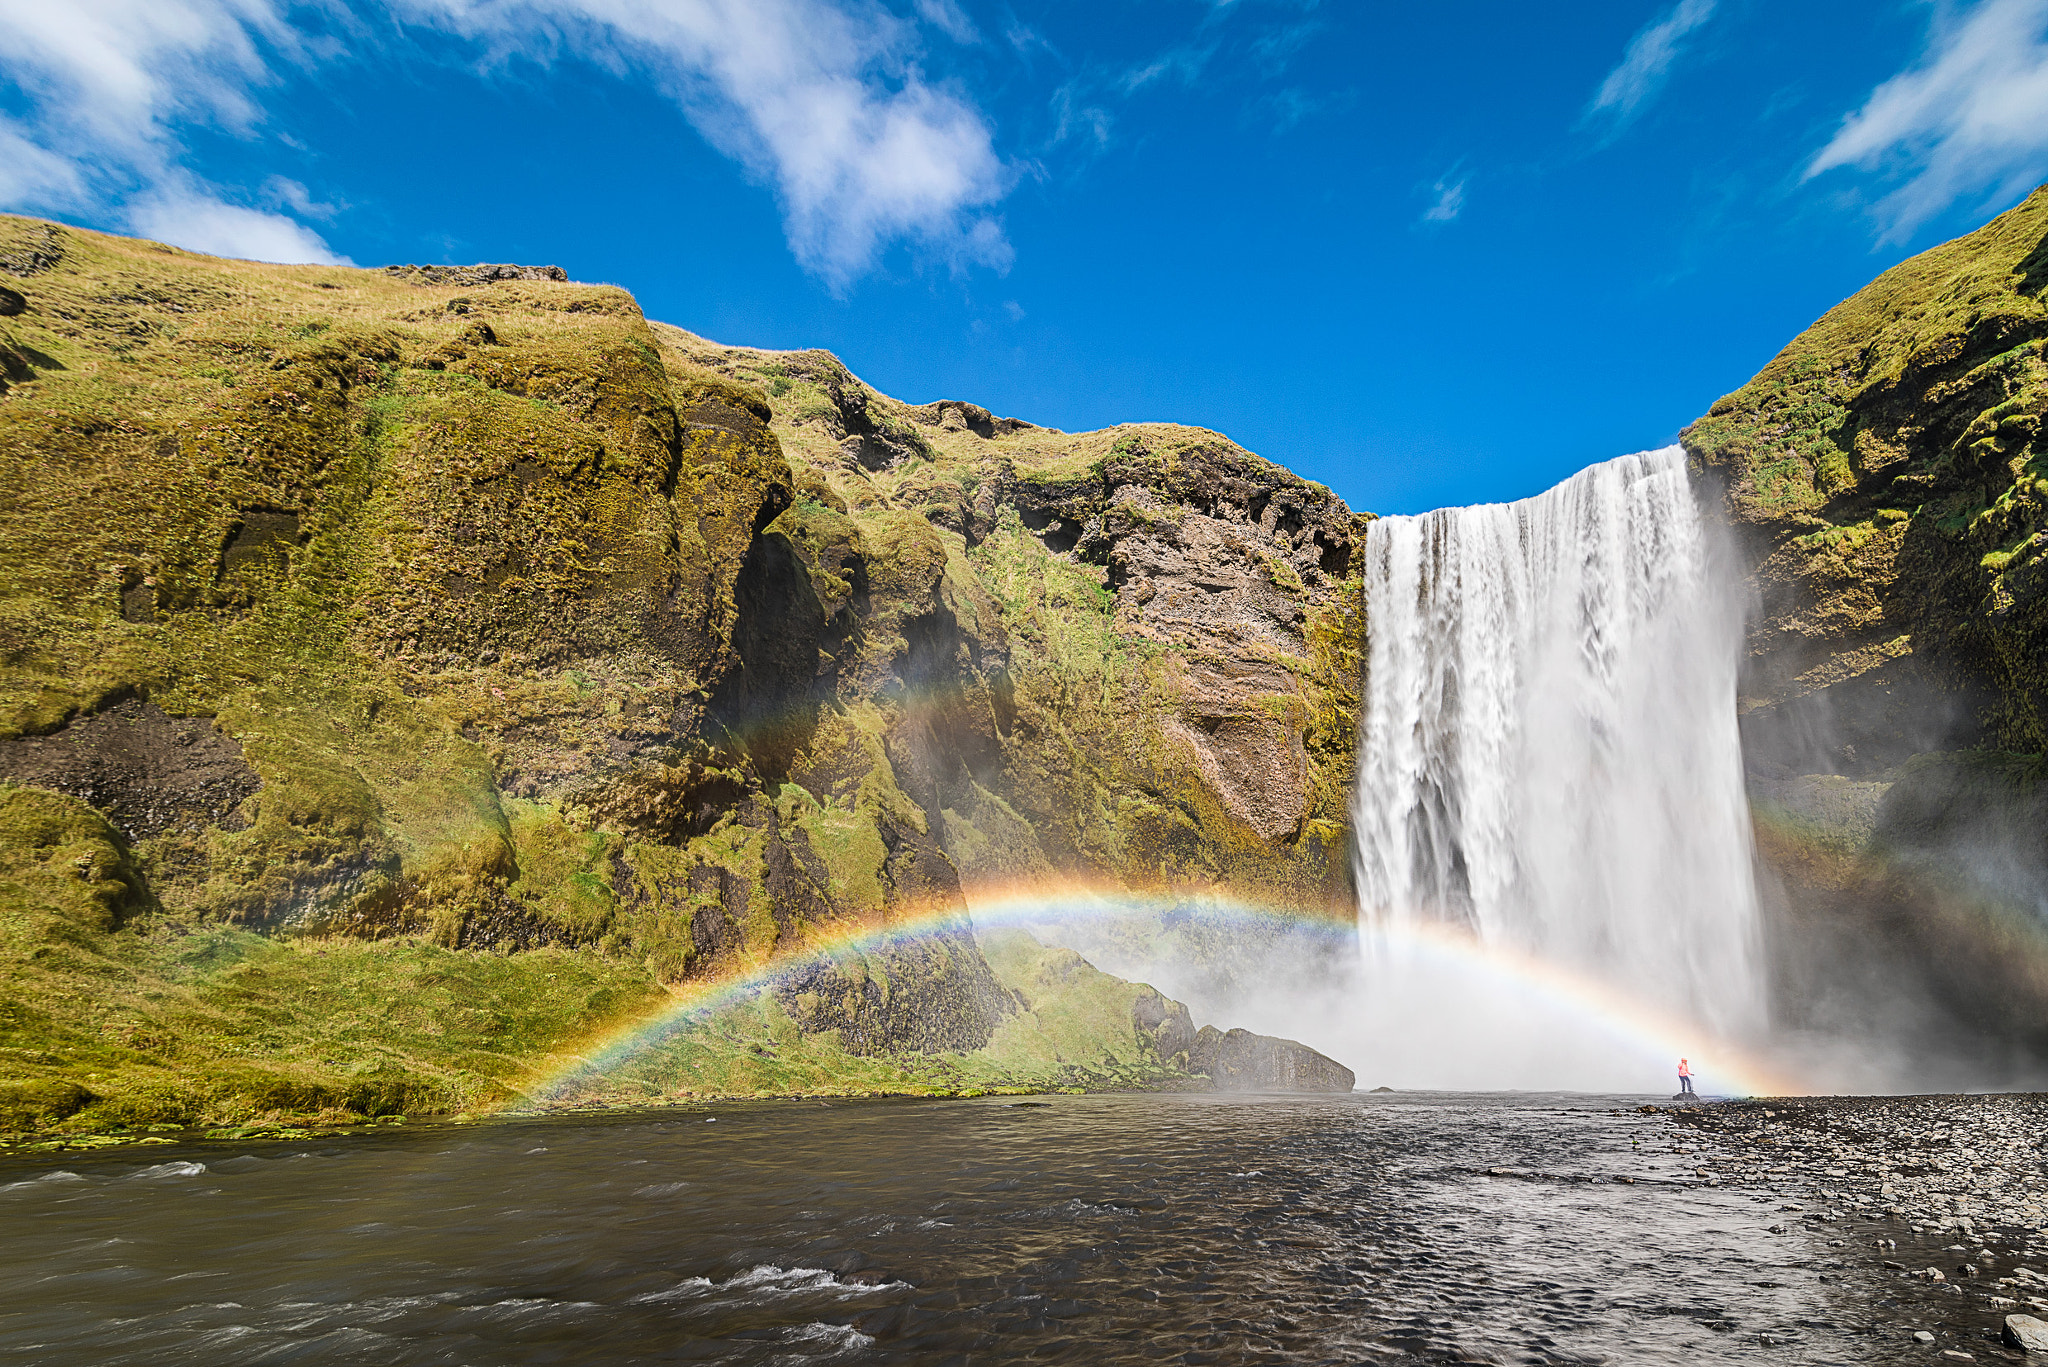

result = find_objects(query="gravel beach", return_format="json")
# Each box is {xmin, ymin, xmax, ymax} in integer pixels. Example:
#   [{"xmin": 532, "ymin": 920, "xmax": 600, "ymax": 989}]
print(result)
[{"xmin": 1666, "ymin": 1095, "xmax": 2048, "ymax": 1359}]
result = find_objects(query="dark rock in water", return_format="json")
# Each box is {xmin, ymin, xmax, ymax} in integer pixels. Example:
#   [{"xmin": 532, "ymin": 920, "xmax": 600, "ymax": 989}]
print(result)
[
  {"xmin": 2005, "ymin": 1313, "xmax": 2048, "ymax": 1353},
  {"xmin": 1371, "ymin": 1085, "xmax": 1396, "ymax": 1093},
  {"xmin": 772, "ymin": 924, "xmax": 1014, "ymax": 1056},
  {"xmin": 1188, "ymin": 1025, "xmax": 1354, "ymax": 1093}
]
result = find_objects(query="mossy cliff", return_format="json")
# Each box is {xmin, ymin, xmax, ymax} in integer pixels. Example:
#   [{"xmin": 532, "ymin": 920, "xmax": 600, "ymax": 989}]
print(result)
[
  {"xmin": 0, "ymin": 215, "xmax": 1363, "ymax": 1139},
  {"xmin": 1686, "ymin": 185, "xmax": 2048, "ymax": 1060},
  {"xmin": 1686, "ymin": 184, "xmax": 2048, "ymax": 768}
]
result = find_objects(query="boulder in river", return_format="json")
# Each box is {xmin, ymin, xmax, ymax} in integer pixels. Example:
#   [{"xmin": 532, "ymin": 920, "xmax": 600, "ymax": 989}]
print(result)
[
  {"xmin": 2005, "ymin": 1314, "xmax": 2048, "ymax": 1353},
  {"xmin": 1188, "ymin": 1026, "xmax": 1355, "ymax": 1093}
]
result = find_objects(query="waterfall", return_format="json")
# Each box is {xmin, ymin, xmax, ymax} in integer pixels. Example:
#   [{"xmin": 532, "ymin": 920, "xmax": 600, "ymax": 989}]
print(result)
[{"xmin": 1354, "ymin": 447, "xmax": 1763, "ymax": 1045}]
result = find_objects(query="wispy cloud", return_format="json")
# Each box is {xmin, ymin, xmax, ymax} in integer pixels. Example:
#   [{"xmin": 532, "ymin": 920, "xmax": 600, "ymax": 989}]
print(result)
[
  {"xmin": 1586, "ymin": 0, "xmax": 1718, "ymax": 128},
  {"xmin": 913, "ymin": 0, "xmax": 978, "ymax": 45},
  {"xmin": 0, "ymin": 0, "xmax": 1015, "ymax": 287},
  {"xmin": 0, "ymin": 0, "xmax": 348, "ymax": 263},
  {"xmin": 130, "ymin": 174, "xmax": 345, "ymax": 262},
  {"xmin": 1421, "ymin": 170, "xmax": 1467, "ymax": 224},
  {"xmin": 1119, "ymin": 42, "xmax": 1215, "ymax": 94},
  {"xmin": 1807, "ymin": 0, "xmax": 2048, "ymax": 241}
]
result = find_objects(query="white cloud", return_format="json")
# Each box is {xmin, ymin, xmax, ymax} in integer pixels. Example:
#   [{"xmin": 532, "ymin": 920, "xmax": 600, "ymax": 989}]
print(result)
[
  {"xmin": 130, "ymin": 177, "xmax": 352, "ymax": 263},
  {"xmin": 262, "ymin": 174, "xmax": 341, "ymax": 221},
  {"xmin": 0, "ymin": 114, "xmax": 85, "ymax": 207},
  {"xmin": 1587, "ymin": 0, "xmax": 1717, "ymax": 126},
  {"xmin": 393, "ymin": 0, "xmax": 1012, "ymax": 288},
  {"xmin": 1808, "ymin": 0, "xmax": 2048, "ymax": 240},
  {"xmin": 1422, "ymin": 172, "xmax": 1466, "ymax": 224},
  {"xmin": 0, "ymin": 0, "xmax": 1014, "ymax": 287},
  {"xmin": 0, "ymin": 0, "xmax": 348, "ymax": 263}
]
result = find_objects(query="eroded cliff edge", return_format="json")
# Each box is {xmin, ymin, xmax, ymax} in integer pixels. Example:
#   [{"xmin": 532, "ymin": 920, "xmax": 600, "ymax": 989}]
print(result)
[
  {"xmin": 1685, "ymin": 184, "xmax": 2048, "ymax": 1068},
  {"xmin": 0, "ymin": 216, "xmax": 1362, "ymax": 1137}
]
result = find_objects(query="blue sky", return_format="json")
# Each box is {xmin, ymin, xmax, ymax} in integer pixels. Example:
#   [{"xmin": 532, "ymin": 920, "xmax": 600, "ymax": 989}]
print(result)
[{"xmin": 5, "ymin": 2, "xmax": 2048, "ymax": 514}]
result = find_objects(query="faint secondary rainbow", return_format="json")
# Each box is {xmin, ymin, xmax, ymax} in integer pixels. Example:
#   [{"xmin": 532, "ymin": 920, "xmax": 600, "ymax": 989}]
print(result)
[{"xmin": 506, "ymin": 877, "xmax": 1806, "ymax": 1106}]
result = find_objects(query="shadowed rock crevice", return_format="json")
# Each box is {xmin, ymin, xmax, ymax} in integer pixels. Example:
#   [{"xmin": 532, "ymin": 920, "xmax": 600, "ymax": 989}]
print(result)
[{"xmin": 710, "ymin": 530, "xmax": 827, "ymax": 779}]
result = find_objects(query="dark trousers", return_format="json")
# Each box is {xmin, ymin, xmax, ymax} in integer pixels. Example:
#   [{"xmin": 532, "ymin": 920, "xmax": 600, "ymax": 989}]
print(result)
[{"xmin": 1679, "ymin": 1076, "xmax": 1695, "ymax": 1095}]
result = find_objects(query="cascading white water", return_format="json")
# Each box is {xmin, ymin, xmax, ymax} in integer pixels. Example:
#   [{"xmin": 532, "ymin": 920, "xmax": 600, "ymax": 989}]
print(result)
[{"xmin": 1354, "ymin": 447, "xmax": 1764, "ymax": 1054}]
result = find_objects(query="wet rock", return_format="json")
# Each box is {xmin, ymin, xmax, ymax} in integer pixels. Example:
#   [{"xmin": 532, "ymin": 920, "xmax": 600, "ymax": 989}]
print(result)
[
  {"xmin": 1188, "ymin": 1026, "xmax": 1355, "ymax": 1093},
  {"xmin": 2006, "ymin": 1314, "xmax": 2048, "ymax": 1352}
]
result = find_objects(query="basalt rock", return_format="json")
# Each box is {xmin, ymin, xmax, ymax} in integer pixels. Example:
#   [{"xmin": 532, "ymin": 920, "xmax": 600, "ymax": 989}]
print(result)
[
  {"xmin": 662, "ymin": 325, "xmax": 1370, "ymax": 907},
  {"xmin": 1688, "ymin": 183, "xmax": 2048, "ymax": 768},
  {"xmin": 382, "ymin": 263, "xmax": 570, "ymax": 286},
  {"xmin": 0, "ymin": 699, "xmax": 260, "ymax": 843},
  {"xmin": 1188, "ymin": 1025, "xmax": 1355, "ymax": 1093}
]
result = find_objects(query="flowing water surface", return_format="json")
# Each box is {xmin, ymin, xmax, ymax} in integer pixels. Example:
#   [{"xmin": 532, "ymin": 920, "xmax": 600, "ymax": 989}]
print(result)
[{"xmin": 0, "ymin": 1092, "xmax": 1975, "ymax": 1365}]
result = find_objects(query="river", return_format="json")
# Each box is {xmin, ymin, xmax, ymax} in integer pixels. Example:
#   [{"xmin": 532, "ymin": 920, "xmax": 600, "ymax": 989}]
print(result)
[{"xmin": 0, "ymin": 1090, "xmax": 1989, "ymax": 1365}]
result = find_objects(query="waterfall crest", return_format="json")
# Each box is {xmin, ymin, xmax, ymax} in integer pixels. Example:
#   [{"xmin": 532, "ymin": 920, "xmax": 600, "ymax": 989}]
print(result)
[{"xmin": 1354, "ymin": 447, "xmax": 1763, "ymax": 1042}]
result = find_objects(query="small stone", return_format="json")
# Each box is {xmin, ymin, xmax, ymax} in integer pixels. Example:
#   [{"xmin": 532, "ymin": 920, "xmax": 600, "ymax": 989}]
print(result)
[
  {"xmin": 1914, "ymin": 1329, "xmax": 1936, "ymax": 1342},
  {"xmin": 2004, "ymin": 1313, "xmax": 2048, "ymax": 1352}
]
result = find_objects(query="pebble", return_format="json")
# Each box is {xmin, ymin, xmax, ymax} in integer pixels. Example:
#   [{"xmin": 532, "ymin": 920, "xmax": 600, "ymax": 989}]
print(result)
[{"xmin": 1669, "ymin": 1096, "xmax": 2048, "ymax": 1254}]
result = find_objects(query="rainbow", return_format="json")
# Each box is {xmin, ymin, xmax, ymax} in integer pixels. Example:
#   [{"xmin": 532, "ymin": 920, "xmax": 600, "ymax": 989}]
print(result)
[
  {"xmin": 505, "ymin": 877, "xmax": 1808, "ymax": 1106},
  {"xmin": 505, "ymin": 878, "xmax": 1326, "ymax": 1106}
]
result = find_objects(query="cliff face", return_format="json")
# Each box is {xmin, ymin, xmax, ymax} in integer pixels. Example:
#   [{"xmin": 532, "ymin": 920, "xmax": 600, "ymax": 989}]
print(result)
[
  {"xmin": 1686, "ymin": 186, "xmax": 2048, "ymax": 1065},
  {"xmin": 0, "ymin": 215, "xmax": 1364, "ymax": 1136},
  {"xmin": 1686, "ymin": 185, "xmax": 2048, "ymax": 771}
]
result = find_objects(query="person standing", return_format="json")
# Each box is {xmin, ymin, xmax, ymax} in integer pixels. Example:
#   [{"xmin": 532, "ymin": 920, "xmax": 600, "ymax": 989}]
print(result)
[{"xmin": 1678, "ymin": 1058, "xmax": 1695, "ymax": 1097}]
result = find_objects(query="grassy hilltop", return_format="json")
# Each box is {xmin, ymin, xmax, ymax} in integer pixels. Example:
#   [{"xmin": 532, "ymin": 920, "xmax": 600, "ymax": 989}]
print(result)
[{"xmin": 0, "ymin": 216, "xmax": 1364, "ymax": 1143}]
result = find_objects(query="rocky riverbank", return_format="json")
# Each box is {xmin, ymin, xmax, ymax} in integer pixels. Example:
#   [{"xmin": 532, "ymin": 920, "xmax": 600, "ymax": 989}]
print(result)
[{"xmin": 1669, "ymin": 1094, "xmax": 2048, "ymax": 1358}]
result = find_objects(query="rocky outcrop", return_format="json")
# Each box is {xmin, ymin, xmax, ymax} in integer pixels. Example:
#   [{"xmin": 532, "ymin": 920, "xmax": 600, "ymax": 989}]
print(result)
[
  {"xmin": 662, "ymin": 327, "xmax": 1370, "ymax": 903},
  {"xmin": 1188, "ymin": 1025, "xmax": 1356, "ymax": 1093},
  {"xmin": 381, "ymin": 263, "xmax": 570, "ymax": 286}
]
